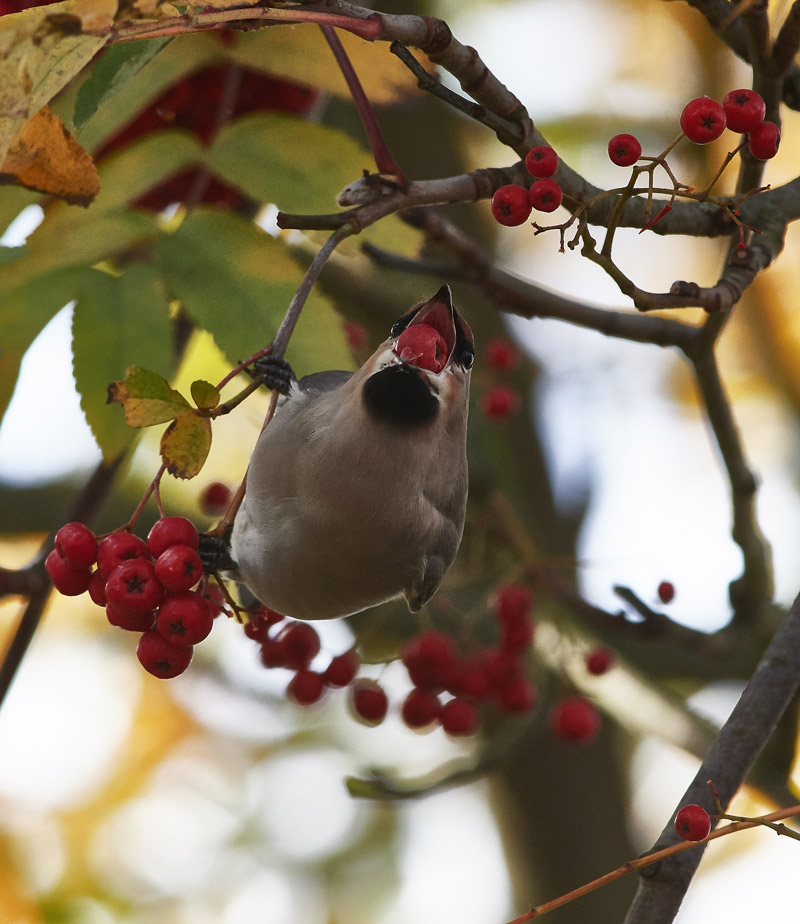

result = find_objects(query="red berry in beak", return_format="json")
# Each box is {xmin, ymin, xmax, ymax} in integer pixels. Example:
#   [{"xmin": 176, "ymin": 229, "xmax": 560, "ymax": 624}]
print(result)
[{"xmin": 394, "ymin": 323, "xmax": 449, "ymax": 373}]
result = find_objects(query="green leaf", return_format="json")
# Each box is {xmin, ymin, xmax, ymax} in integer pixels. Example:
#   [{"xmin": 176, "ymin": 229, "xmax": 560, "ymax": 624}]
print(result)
[
  {"xmin": 72, "ymin": 264, "xmax": 173, "ymax": 459},
  {"xmin": 88, "ymin": 130, "xmax": 203, "ymax": 212},
  {"xmin": 155, "ymin": 209, "xmax": 297, "ymax": 364},
  {"xmin": 72, "ymin": 38, "xmax": 172, "ymax": 134},
  {"xmin": 190, "ymin": 379, "xmax": 220, "ymax": 410},
  {"xmin": 207, "ymin": 113, "xmax": 370, "ymax": 212},
  {"xmin": 160, "ymin": 411, "xmax": 211, "ymax": 480},
  {"xmin": 107, "ymin": 365, "xmax": 191, "ymax": 428},
  {"xmin": 0, "ymin": 264, "xmax": 88, "ymax": 427}
]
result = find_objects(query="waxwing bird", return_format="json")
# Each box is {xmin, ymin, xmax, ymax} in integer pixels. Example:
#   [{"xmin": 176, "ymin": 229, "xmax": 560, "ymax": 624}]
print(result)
[{"xmin": 229, "ymin": 284, "xmax": 474, "ymax": 620}]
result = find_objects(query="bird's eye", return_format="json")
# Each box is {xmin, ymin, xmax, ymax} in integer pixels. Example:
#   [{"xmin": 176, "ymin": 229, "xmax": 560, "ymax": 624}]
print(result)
[{"xmin": 460, "ymin": 348, "xmax": 475, "ymax": 370}]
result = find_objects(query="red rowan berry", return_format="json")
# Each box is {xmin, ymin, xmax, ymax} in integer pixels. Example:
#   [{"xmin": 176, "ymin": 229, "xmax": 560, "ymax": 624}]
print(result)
[
  {"xmin": 550, "ymin": 696, "xmax": 600, "ymax": 743},
  {"xmin": 324, "ymin": 650, "xmax": 361, "ymax": 687},
  {"xmin": 137, "ymin": 627, "xmax": 193, "ymax": 679},
  {"xmin": 585, "ymin": 646, "xmax": 614, "ymax": 675},
  {"xmin": 491, "ymin": 185, "xmax": 532, "ymax": 226},
  {"xmin": 481, "ymin": 384, "xmax": 520, "ymax": 420},
  {"xmin": 277, "ymin": 621, "xmax": 321, "ymax": 669},
  {"xmin": 260, "ymin": 638, "xmax": 287, "ymax": 668},
  {"xmin": 156, "ymin": 590, "xmax": 213, "ymax": 646},
  {"xmin": 674, "ymin": 804, "xmax": 711, "ymax": 841},
  {"xmin": 748, "ymin": 120, "xmax": 780, "ymax": 160},
  {"xmin": 657, "ymin": 580, "xmax": 675, "ymax": 604},
  {"xmin": 497, "ymin": 677, "xmax": 537, "ymax": 714},
  {"xmin": 485, "ymin": 337, "xmax": 520, "ymax": 371},
  {"xmin": 722, "ymin": 89, "xmax": 766, "ymax": 133},
  {"xmin": 525, "ymin": 145, "xmax": 558, "ymax": 178},
  {"xmin": 350, "ymin": 679, "xmax": 389, "ymax": 725},
  {"xmin": 447, "ymin": 656, "xmax": 493, "ymax": 700},
  {"xmin": 147, "ymin": 516, "xmax": 199, "ymax": 558},
  {"xmin": 483, "ymin": 648, "xmax": 525, "ymax": 692},
  {"xmin": 493, "ymin": 585, "xmax": 533, "ymax": 623},
  {"xmin": 288, "ymin": 669, "xmax": 326, "ymax": 706},
  {"xmin": 200, "ymin": 482, "xmax": 231, "ymax": 516},
  {"xmin": 87, "ymin": 569, "xmax": 107, "ymax": 607},
  {"xmin": 154, "ymin": 544, "xmax": 203, "ymax": 592},
  {"xmin": 680, "ymin": 97, "xmax": 726, "ymax": 144},
  {"xmin": 96, "ymin": 532, "xmax": 150, "ymax": 579},
  {"xmin": 45, "ymin": 550, "xmax": 91, "ymax": 596},
  {"xmin": 441, "ymin": 698, "xmax": 480, "ymax": 736},
  {"xmin": 500, "ymin": 616, "xmax": 534, "ymax": 652},
  {"xmin": 402, "ymin": 630, "xmax": 456, "ymax": 689},
  {"xmin": 401, "ymin": 688, "xmax": 442, "ymax": 729},
  {"xmin": 608, "ymin": 133, "xmax": 642, "ymax": 167},
  {"xmin": 106, "ymin": 601, "xmax": 156, "ymax": 632},
  {"xmin": 55, "ymin": 522, "xmax": 98, "ymax": 570},
  {"xmin": 106, "ymin": 559, "xmax": 165, "ymax": 617},
  {"xmin": 528, "ymin": 178, "xmax": 563, "ymax": 212}
]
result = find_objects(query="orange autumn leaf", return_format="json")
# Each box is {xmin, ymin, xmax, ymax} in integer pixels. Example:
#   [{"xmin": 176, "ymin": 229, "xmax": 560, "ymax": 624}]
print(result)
[{"xmin": 0, "ymin": 106, "xmax": 100, "ymax": 205}]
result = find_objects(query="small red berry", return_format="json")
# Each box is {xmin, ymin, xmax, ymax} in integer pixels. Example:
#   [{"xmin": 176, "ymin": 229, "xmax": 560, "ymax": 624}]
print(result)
[
  {"xmin": 483, "ymin": 648, "xmax": 525, "ymax": 692},
  {"xmin": 106, "ymin": 559, "xmax": 165, "ymax": 617},
  {"xmin": 288, "ymin": 669, "xmax": 326, "ymax": 706},
  {"xmin": 748, "ymin": 120, "xmax": 780, "ymax": 160},
  {"xmin": 441, "ymin": 698, "xmax": 480, "ymax": 736},
  {"xmin": 277, "ymin": 621, "xmax": 321, "ymax": 669},
  {"xmin": 446, "ymin": 656, "xmax": 493, "ymax": 700},
  {"xmin": 722, "ymin": 89, "xmax": 766, "ymax": 133},
  {"xmin": 156, "ymin": 590, "xmax": 213, "ymax": 646},
  {"xmin": 497, "ymin": 677, "xmax": 537, "ymax": 714},
  {"xmin": 401, "ymin": 688, "xmax": 442, "ymax": 729},
  {"xmin": 199, "ymin": 482, "xmax": 231, "ymax": 516},
  {"xmin": 343, "ymin": 320, "xmax": 368, "ymax": 352},
  {"xmin": 324, "ymin": 650, "xmax": 361, "ymax": 687},
  {"xmin": 55, "ymin": 522, "xmax": 98, "ymax": 570},
  {"xmin": 106, "ymin": 601, "xmax": 156, "ymax": 632},
  {"xmin": 350, "ymin": 679, "xmax": 389, "ymax": 725},
  {"xmin": 674, "ymin": 804, "xmax": 711, "ymax": 841},
  {"xmin": 657, "ymin": 580, "xmax": 675, "ymax": 604},
  {"xmin": 550, "ymin": 696, "xmax": 600, "ymax": 743},
  {"xmin": 87, "ymin": 569, "xmax": 107, "ymax": 607},
  {"xmin": 585, "ymin": 647, "xmax": 614, "ymax": 676},
  {"xmin": 137, "ymin": 627, "xmax": 193, "ymax": 679},
  {"xmin": 528, "ymin": 178, "xmax": 563, "ymax": 212},
  {"xmin": 524, "ymin": 145, "xmax": 558, "ymax": 178},
  {"xmin": 402, "ymin": 631, "xmax": 456, "ymax": 689},
  {"xmin": 491, "ymin": 184, "xmax": 532, "ymax": 227},
  {"xmin": 680, "ymin": 97, "xmax": 726, "ymax": 144},
  {"xmin": 485, "ymin": 337, "xmax": 520, "ymax": 371},
  {"xmin": 481, "ymin": 384, "xmax": 520, "ymax": 420},
  {"xmin": 500, "ymin": 616, "xmax": 534, "ymax": 652},
  {"xmin": 146, "ymin": 516, "xmax": 199, "ymax": 558},
  {"xmin": 96, "ymin": 532, "xmax": 150, "ymax": 579},
  {"xmin": 608, "ymin": 133, "xmax": 642, "ymax": 167},
  {"xmin": 154, "ymin": 544, "xmax": 203, "ymax": 592},
  {"xmin": 260, "ymin": 638, "xmax": 287, "ymax": 668},
  {"xmin": 493, "ymin": 585, "xmax": 533, "ymax": 623},
  {"xmin": 45, "ymin": 550, "xmax": 91, "ymax": 596}
]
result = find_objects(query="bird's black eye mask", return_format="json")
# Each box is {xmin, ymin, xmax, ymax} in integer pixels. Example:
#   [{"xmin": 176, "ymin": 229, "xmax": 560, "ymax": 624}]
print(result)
[{"xmin": 390, "ymin": 306, "xmax": 475, "ymax": 371}]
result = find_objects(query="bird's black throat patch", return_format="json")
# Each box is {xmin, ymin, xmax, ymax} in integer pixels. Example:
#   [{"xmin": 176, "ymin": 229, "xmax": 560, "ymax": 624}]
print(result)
[{"xmin": 362, "ymin": 364, "xmax": 439, "ymax": 428}]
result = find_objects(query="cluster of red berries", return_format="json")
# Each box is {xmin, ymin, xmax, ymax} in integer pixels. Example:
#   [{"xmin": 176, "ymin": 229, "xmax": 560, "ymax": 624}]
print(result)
[
  {"xmin": 607, "ymin": 90, "xmax": 779, "ymax": 168},
  {"xmin": 674, "ymin": 803, "xmax": 712, "ymax": 841},
  {"xmin": 490, "ymin": 145, "xmax": 563, "ymax": 228},
  {"xmin": 480, "ymin": 336, "xmax": 522, "ymax": 421},
  {"xmin": 47, "ymin": 518, "xmax": 215, "ymax": 679}
]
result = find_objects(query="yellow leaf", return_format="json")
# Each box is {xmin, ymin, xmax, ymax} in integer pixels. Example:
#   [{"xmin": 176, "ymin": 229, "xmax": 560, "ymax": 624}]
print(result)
[
  {"xmin": 0, "ymin": 105, "xmax": 99, "ymax": 204},
  {"xmin": 0, "ymin": 4, "xmax": 106, "ymax": 164},
  {"xmin": 190, "ymin": 378, "xmax": 220, "ymax": 410},
  {"xmin": 71, "ymin": 0, "xmax": 118, "ymax": 31},
  {"xmin": 107, "ymin": 365, "xmax": 191, "ymax": 427},
  {"xmin": 160, "ymin": 410, "xmax": 212, "ymax": 479}
]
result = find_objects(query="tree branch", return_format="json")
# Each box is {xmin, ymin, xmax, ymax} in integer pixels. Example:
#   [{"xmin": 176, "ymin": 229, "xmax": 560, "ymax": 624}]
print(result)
[{"xmin": 623, "ymin": 587, "xmax": 800, "ymax": 924}]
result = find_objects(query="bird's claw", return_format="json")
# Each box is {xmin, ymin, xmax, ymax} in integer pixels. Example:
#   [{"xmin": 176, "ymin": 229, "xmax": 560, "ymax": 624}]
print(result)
[
  {"xmin": 199, "ymin": 533, "xmax": 236, "ymax": 574},
  {"xmin": 249, "ymin": 356, "xmax": 295, "ymax": 395}
]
